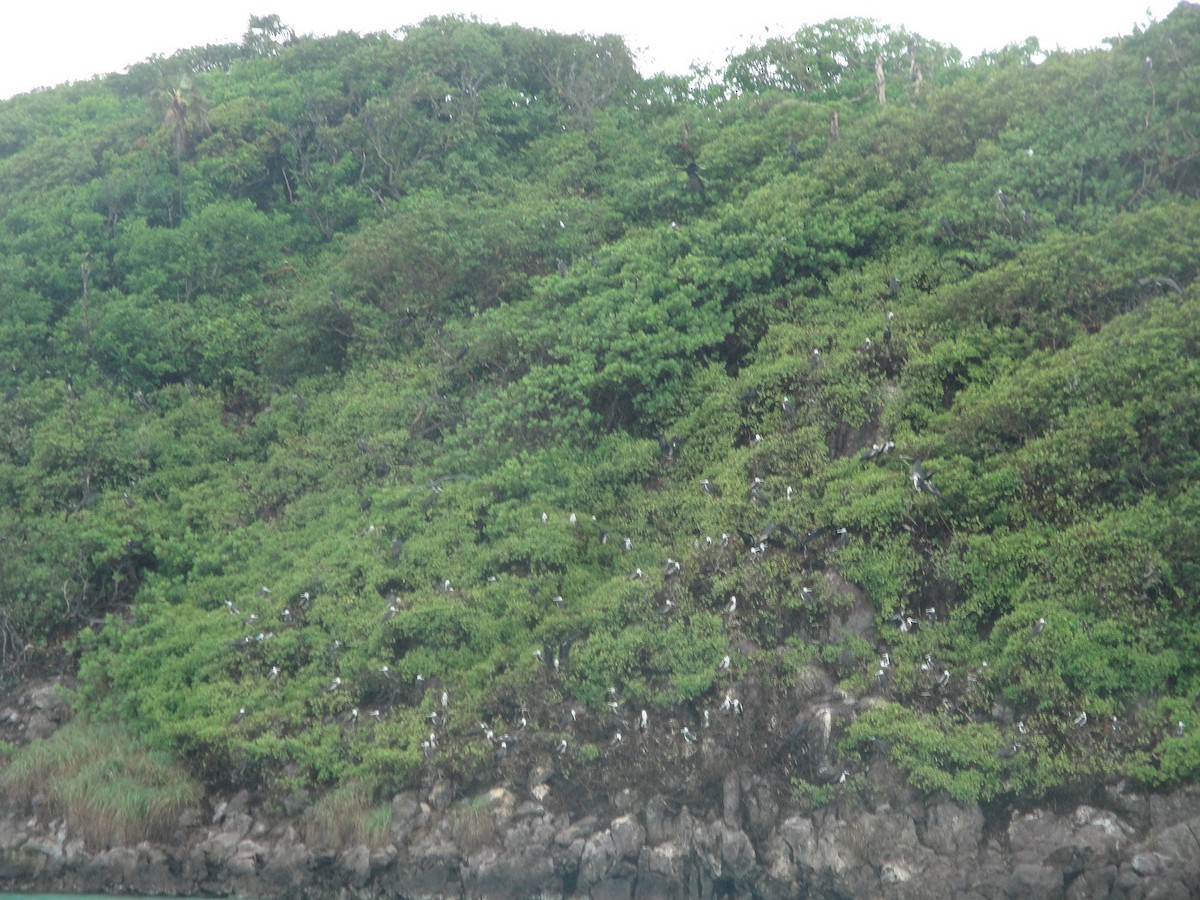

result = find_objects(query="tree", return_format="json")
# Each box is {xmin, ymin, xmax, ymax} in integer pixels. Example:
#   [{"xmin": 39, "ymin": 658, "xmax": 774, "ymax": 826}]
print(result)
[{"xmin": 723, "ymin": 17, "xmax": 962, "ymax": 103}]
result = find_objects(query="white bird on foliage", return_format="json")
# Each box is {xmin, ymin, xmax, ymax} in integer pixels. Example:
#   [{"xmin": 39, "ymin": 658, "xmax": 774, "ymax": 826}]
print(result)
[
  {"xmin": 1073, "ymin": 712, "xmax": 1088, "ymax": 728},
  {"xmin": 910, "ymin": 460, "xmax": 943, "ymax": 498}
]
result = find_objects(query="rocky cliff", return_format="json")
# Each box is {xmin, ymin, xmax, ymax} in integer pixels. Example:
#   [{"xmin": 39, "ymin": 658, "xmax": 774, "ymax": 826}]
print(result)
[{"xmin": 3, "ymin": 676, "xmax": 1199, "ymax": 899}]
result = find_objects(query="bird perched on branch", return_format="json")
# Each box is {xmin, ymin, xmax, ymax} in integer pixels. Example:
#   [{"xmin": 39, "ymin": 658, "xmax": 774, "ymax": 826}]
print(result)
[
  {"xmin": 655, "ymin": 432, "xmax": 684, "ymax": 460},
  {"xmin": 1138, "ymin": 275, "xmax": 1182, "ymax": 294},
  {"xmin": 910, "ymin": 460, "xmax": 943, "ymax": 498}
]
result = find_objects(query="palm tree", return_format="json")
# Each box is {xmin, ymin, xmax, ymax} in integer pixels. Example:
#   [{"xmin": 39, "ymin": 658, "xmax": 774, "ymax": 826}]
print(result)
[{"xmin": 158, "ymin": 72, "xmax": 209, "ymax": 221}]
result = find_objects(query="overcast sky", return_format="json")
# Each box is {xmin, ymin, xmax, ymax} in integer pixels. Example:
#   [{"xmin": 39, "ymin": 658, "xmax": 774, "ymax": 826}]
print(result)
[{"xmin": 0, "ymin": 1, "xmax": 1180, "ymax": 100}]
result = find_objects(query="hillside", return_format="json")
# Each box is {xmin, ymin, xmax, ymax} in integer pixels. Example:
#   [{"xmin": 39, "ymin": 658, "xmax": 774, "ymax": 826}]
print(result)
[{"xmin": 1, "ymin": 6, "xmax": 1198, "ymax": 853}]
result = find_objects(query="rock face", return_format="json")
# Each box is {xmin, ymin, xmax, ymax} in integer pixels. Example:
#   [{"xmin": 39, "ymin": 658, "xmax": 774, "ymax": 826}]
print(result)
[
  {"xmin": 2, "ymin": 676, "xmax": 1199, "ymax": 898},
  {"xmin": 2, "ymin": 777, "xmax": 1199, "ymax": 898}
]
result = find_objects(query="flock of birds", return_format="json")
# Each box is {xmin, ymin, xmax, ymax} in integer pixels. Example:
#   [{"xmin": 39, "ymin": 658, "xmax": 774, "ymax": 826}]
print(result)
[
  {"xmin": 213, "ymin": 371, "xmax": 971, "ymax": 787},
  {"xmin": 214, "ymin": 310, "xmax": 1191, "ymax": 784}
]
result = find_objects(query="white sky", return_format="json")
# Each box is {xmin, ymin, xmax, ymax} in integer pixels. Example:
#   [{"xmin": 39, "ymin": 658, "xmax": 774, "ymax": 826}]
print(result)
[{"xmin": 0, "ymin": 1, "xmax": 1180, "ymax": 101}]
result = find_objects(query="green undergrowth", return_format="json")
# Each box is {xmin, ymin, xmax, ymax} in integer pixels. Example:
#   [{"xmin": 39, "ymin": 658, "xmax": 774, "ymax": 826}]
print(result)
[{"xmin": 2, "ymin": 6, "xmax": 1199, "ymax": 811}]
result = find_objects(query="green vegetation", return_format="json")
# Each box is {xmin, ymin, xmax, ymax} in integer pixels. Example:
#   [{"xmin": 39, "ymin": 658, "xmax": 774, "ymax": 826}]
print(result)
[
  {"xmin": 0, "ymin": 718, "xmax": 202, "ymax": 846},
  {"xmin": 305, "ymin": 779, "xmax": 393, "ymax": 848},
  {"xmin": 1, "ymin": 6, "xmax": 1198, "ymax": 817}
]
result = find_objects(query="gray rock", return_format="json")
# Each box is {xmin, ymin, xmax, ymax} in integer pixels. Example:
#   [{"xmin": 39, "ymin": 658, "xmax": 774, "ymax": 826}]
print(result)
[
  {"xmin": 369, "ymin": 843, "xmax": 395, "ymax": 873},
  {"xmin": 90, "ymin": 845, "xmax": 140, "ymax": 881},
  {"xmin": 1008, "ymin": 861, "xmax": 1062, "ymax": 896},
  {"xmin": 580, "ymin": 829, "xmax": 616, "ymax": 885},
  {"xmin": 427, "ymin": 778, "xmax": 454, "ymax": 812},
  {"xmin": 922, "ymin": 800, "xmax": 984, "ymax": 857},
  {"xmin": 723, "ymin": 770, "xmax": 741, "ymax": 828},
  {"xmin": 379, "ymin": 858, "xmax": 458, "ymax": 897},
  {"xmin": 637, "ymin": 841, "xmax": 687, "ymax": 899},
  {"xmin": 777, "ymin": 814, "xmax": 816, "ymax": 869},
  {"xmin": 227, "ymin": 838, "xmax": 262, "ymax": 876},
  {"xmin": 390, "ymin": 791, "xmax": 426, "ymax": 843},
  {"xmin": 610, "ymin": 814, "xmax": 644, "ymax": 861},
  {"xmin": 27, "ymin": 684, "xmax": 67, "ymax": 715},
  {"xmin": 1150, "ymin": 814, "xmax": 1200, "ymax": 864},
  {"xmin": 1131, "ymin": 851, "xmax": 1166, "ymax": 877},
  {"xmin": 717, "ymin": 822, "xmax": 756, "ymax": 878},
  {"xmin": 742, "ymin": 776, "xmax": 780, "ymax": 841},
  {"xmin": 502, "ymin": 811, "xmax": 557, "ymax": 852},
  {"xmin": 643, "ymin": 795, "xmax": 671, "ymax": 844},
  {"xmin": 879, "ymin": 860, "xmax": 912, "ymax": 884},
  {"xmin": 215, "ymin": 789, "xmax": 250, "ymax": 822},
  {"xmin": 590, "ymin": 872, "xmax": 635, "ymax": 900},
  {"xmin": 202, "ymin": 829, "xmax": 242, "ymax": 862},
  {"xmin": 339, "ymin": 842, "xmax": 371, "ymax": 885},
  {"xmin": 20, "ymin": 835, "xmax": 64, "ymax": 861},
  {"xmin": 1066, "ymin": 864, "xmax": 1117, "ymax": 900},
  {"xmin": 1144, "ymin": 878, "xmax": 1195, "ymax": 900},
  {"xmin": 261, "ymin": 837, "xmax": 308, "ymax": 887},
  {"xmin": 1009, "ymin": 807, "xmax": 1073, "ymax": 865},
  {"xmin": 759, "ymin": 832, "xmax": 801, "ymax": 899},
  {"xmin": 465, "ymin": 842, "xmax": 559, "ymax": 897},
  {"xmin": 612, "ymin": 787, "xmax": 637, "ymax": 812}
]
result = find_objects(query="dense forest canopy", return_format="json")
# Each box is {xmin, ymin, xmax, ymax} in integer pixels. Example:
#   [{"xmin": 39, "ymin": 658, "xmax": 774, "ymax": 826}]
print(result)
[{"xmin": 1, "ymin": 6, "xmax": 1198, "ymax": 818}]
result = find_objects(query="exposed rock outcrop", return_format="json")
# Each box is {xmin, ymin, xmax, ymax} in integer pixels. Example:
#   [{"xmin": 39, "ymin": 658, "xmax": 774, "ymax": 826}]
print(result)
[{"xmin": 3, "ymin": 775, "xmax": 1199, "ymax": 898}]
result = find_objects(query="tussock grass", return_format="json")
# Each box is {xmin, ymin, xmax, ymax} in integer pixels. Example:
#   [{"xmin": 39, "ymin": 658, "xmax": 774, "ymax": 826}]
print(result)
[
  {"xmin": 449, "ymin": 794, "xmax": 496, "ymax": 854},
  {"xmin": 2, "ymin": 718, "xmax": 202, "ymax": 848},
  {"xmin": 305, "ymin": 780, "xmax": 392, "ymax": 849}
]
